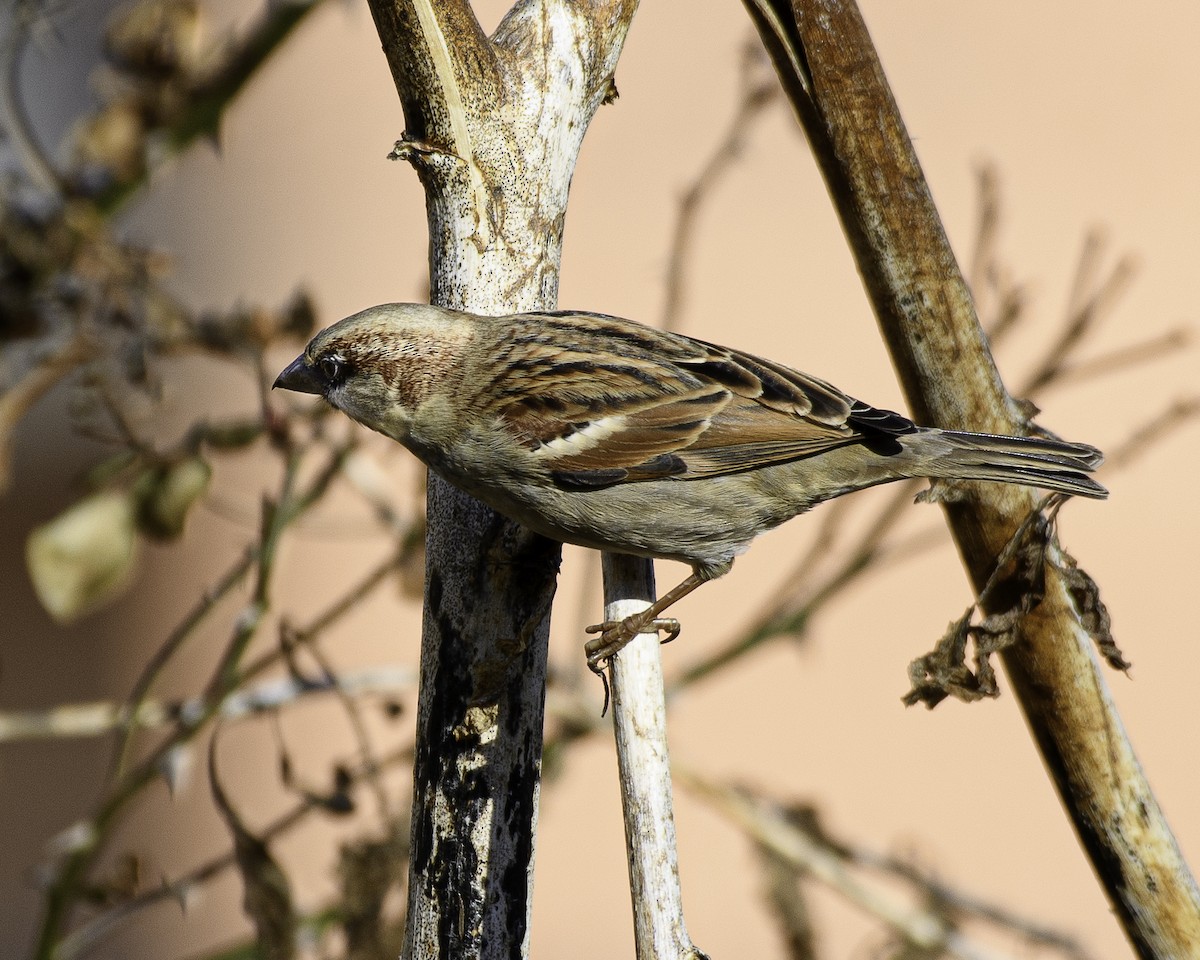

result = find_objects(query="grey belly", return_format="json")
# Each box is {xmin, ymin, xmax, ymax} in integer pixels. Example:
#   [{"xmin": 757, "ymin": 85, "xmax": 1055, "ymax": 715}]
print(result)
[{"xmin": 471, "ymin": 472, "xmax": 798, "ymax": 574}]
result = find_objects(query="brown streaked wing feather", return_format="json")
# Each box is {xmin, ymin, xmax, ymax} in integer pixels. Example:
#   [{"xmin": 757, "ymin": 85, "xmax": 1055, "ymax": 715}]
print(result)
[
  {"xmin": 680, "ymin": 342, "xmax": 854, "ymax": 425},
  {"xmin": 482, "ymin": 314, "xmax": 735, "ymax": 477},
  {"xmin": 670, "ymin": 391, "xmax": 864, "ymax": 478},
  {"xmin": 481, "ymin": 311, "xmax": 902, "ymax": 487},
  {"xmin": 527, "ymin": 386, "xmax": 731, "ymax": 472}
]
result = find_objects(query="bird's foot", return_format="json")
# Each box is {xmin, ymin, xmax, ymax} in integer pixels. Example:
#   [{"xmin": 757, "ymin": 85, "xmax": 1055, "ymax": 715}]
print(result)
[
  {"xmin": 584, "ymin": 615, "xmax": 681, "ymax": 716},
  {"xmin": 584, "ymin": 615, "xmax": 682, "ymax": 675}
]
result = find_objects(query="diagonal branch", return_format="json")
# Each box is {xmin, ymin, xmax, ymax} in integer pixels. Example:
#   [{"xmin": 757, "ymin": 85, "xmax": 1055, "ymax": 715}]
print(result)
[{"xmin": 742, "ymin": 1, "xmax": 1200, "ymax": 956}]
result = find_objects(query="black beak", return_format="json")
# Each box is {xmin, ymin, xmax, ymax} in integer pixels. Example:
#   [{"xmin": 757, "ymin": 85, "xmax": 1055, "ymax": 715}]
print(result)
[{"xmin": 273, "ymin": 355, "xmax": 325, "ymax": 396}]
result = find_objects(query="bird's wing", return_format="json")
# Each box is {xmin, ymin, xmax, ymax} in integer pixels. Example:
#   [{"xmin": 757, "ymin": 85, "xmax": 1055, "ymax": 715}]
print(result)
[{"xmin": 484, "ymin": 312, "xmax": 914, "ymax": 489}]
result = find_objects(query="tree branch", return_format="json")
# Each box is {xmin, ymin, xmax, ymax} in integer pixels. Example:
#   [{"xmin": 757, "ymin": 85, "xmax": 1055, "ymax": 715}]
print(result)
[
  {"xmin": 364, "ymin": 3, "xmax": 640, "ymax": 957},
  {"xmin": 741, "ymin": 1, "xmax": 1200, "ymax": 955},
  {"xmin": 603, "ymin": 556, "xmax": 705, "ymax": 960}
]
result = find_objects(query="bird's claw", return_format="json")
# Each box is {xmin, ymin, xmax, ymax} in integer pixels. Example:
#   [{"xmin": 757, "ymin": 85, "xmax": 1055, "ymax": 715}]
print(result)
[
  {"xmin": 584, "ymin": 616, "xmax": 682, "ymax": 674},
  {"xmin": 584, "ymin": 615, "xmax": 681, "ymax": 716}
]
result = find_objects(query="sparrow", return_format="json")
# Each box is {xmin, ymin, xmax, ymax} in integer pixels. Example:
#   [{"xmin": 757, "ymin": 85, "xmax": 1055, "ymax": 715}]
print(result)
[{"xmin": 274, "ymin": 303, "xmax": 1106, "ymax": 673}]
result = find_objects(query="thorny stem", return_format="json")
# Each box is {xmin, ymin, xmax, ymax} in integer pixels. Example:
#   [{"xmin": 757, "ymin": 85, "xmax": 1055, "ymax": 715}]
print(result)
[
  {"xmin": 112, "ymin": 545, "xmax": 257, "ymax": 776},
  {"xmin": 0, "ymin": 665, "xmax": 415, "ymax": 743},
  {"xmin": 6, "ymin": 3, "xmax": 387, "ymax": 956},
  {"xmin": 283, "ymin": 622, "xmax": 393, "ymax": 824}
]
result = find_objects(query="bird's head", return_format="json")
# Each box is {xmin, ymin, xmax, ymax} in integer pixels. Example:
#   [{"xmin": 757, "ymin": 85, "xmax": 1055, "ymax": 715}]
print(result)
[{"xmin": 273, "ymin": 302, "xmax": 474, "ymax": 444}]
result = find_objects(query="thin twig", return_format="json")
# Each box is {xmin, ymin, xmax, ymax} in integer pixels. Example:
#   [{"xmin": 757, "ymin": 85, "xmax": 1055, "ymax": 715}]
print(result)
[
  {"xmin": 661, "ymin": 38, "xmax": 778, "ymax": 331},
  {"xmin": 282, "ymin": 632, "xmax": 389, "ymax": 824},
  {"xmin": 853, "ymin": 849, "xmax": 1091, "ymax": 958},
  {"xmin": 55, "ymin": 742, "xmax": 417, "ymax": 960},
  {"xmin": 0, "ymin": 665, "xmax": 416, "ymax": 743},
  {"xmin": 674, "ymin": 480, "xmax": 920, "ymax": 689},
  {"xmin": 1106, "ymin": 396, "xmax": 1200, "ymax": 470},
  {"xmin": 0, "ymin": 331, "xmax": 89, "ymax": 493},
  {"xmin": 0, "ymin": 2, "xmax": 66, "ymax": 192},
  {"xmin": 679, "ymin": 769, "xmax": 1012, "ymax": 960},
  {"xmin": 602, "ymin": 554, "xmax": 703, "ymax": 959},
  {"xmin": 1042, "ymin": 328, "xmax": 1191, "ymax": 391},
  {"xmin": 33, "ymin": 439, "xmax": 351, "ymax": 959},
  {"xmin": 1022, "ymin": 237, "xmax": 1139, "ymax": 396},
  {"xmin": 277, "ymin": 540, "xmax": 422, "ymax": 824}
]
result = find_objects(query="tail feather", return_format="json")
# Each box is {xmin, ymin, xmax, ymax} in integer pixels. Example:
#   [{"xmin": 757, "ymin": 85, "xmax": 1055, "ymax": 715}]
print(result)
[{"xmin": 916, "ymin": 429, "xmax": 1108, "ymax": 500}]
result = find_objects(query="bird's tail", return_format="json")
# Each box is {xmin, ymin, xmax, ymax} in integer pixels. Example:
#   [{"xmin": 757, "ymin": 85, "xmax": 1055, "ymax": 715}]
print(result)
[{"xmin": 912, "ymin": 429, "xmax": 1108, "ymax": 499}]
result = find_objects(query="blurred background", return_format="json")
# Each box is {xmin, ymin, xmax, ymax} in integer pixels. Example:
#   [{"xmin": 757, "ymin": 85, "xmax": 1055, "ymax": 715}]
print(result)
[{"xmin": 2, "ymin": 1, "xmax": 1197, "ymax": 958}]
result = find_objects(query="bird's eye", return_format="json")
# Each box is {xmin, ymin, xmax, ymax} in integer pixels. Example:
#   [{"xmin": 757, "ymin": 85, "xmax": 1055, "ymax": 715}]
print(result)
[{"xmin": 318, "ymin": 355, "xmax": 346, "ymax": 384}]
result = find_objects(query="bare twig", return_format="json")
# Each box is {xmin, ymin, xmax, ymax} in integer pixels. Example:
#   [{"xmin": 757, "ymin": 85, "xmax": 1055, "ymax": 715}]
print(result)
[
  {"xmin": 0, "ymin": 2, "xmax": 66, "ymax": 192},
  {"xmin": 281, "ymin": 623, "xmax": 392, "ymax": 824},
  {"xmin": 32, "ymin": 438, "xmax": 351, "ymax": 959},
  {"xmin": 675, "ymin": 480, "xmax": 919, "ymax": 689},
  {"xmin": 1042, "ymin": 328, "xmax": 1191, "ymax": 391},
  {"xmin": 1022, "ymin": 234, "xmax": 1139, "ymax": 396},
  {"xmin": 854, "ymin": 849, "xmax": 1091, "ymax": 958},
  {"xmin": 1106, "ymin": 396, "xmax": 1200, "ymax": 470},
  {"xmin": 681, "ymin": 770, "xmax": 1011, "ymax": 960},
  {"xmin": 675, "ymin": 184, "xmax": 1190, "ymax": 694},
  {"xmin": 0, "ymin": 665, "xmax": 417, "ymax": 744},
  {"xmin": 661, "ymin": 38, "xmax": 778, "ymax": 331},
  {"xmin": 113, "ymin": 434, "xmax": 353, "ymax": 775},
  {"xmin": 55, "ymin": 742, "xmax": 417, "ymax": 960}
]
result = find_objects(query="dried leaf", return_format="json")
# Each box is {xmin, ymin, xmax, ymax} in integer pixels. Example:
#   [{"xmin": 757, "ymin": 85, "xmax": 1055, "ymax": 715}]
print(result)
[
  {"xmin": 904, "ymin": 507, "xmax": 1055, "ymax": 708},
  {"xmin": 136, "ymin": 456, "xmax": 211, "ymax": 539},
  {"xmin": 26, "ymin": 491, "xmax": 138, "ymax": 622},
  {"xmin": 75, "ymin": 97, "xmax": 147, "ymax": 185},
  {"xmin": 1058, "ymin": 546, "xmax": 1129, "ymax": 671},
  {"xmin": 106, "ymin": 0, "xmax": 205, "ymax": 80},
  {"xmin": 904, "ymin": 608, "xmax": 988, "ymax": 708}
]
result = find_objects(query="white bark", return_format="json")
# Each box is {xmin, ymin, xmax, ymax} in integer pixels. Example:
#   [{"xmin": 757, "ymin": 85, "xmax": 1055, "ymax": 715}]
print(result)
[
  {"xmin": 364, "ymin": 3, "xmax": 640, "ymax": 957},
  {"xmin": 603, "ymin": 555, "xmax": 706, "ymax": 960}
]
